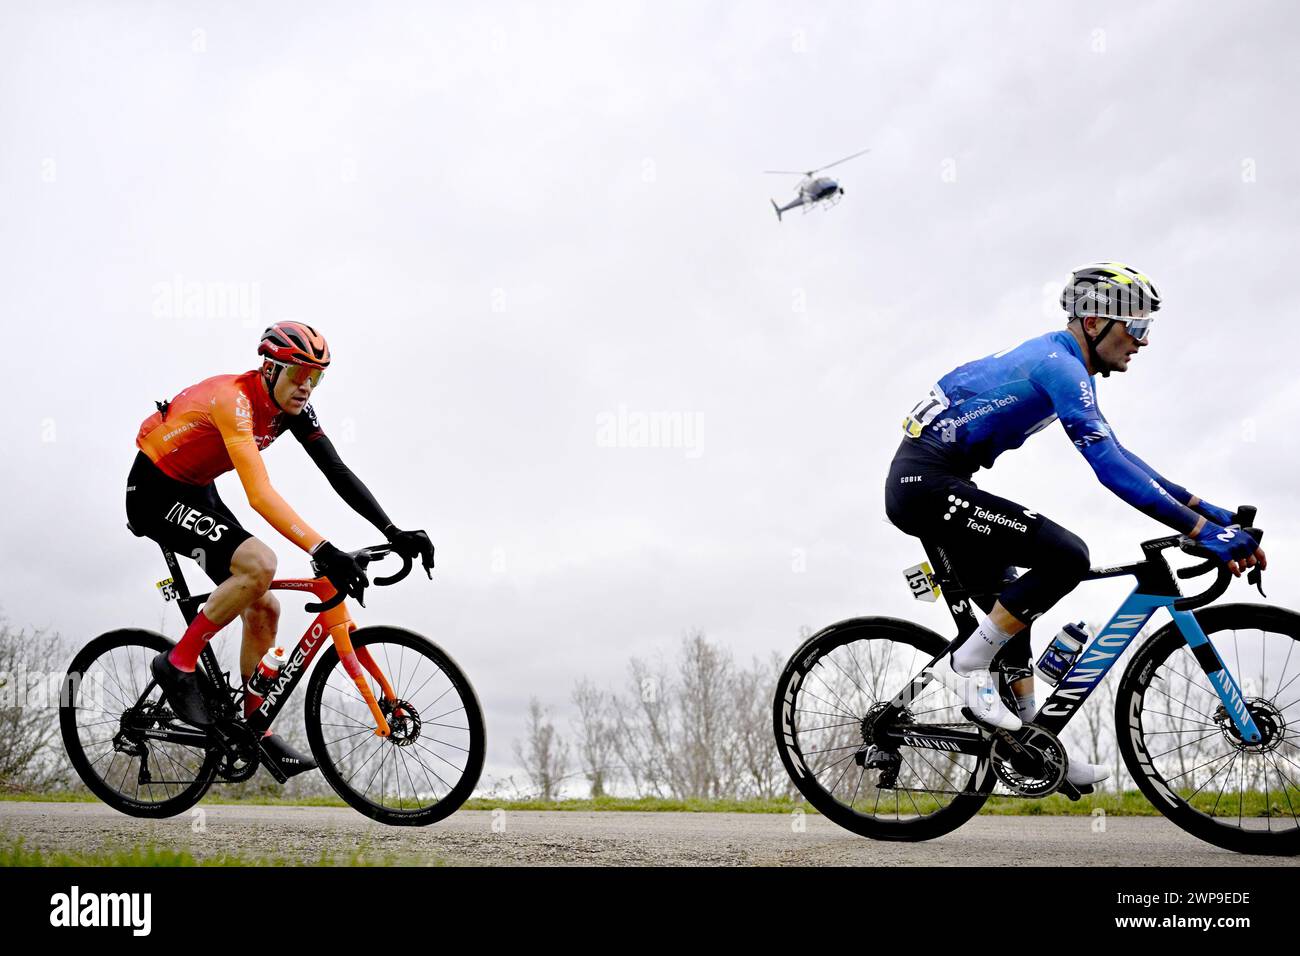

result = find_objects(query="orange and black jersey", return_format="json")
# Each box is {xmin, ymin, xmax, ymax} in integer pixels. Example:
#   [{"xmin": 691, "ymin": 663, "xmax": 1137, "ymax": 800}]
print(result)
[{"xmin": 135, "ymin": 370, "xmax": 391, "ymax": 552}]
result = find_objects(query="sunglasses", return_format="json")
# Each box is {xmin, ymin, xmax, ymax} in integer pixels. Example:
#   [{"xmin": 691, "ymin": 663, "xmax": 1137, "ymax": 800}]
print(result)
[
  {"xmin": 1122, "ymin": 316, "xmax": 1154, "ymax": 342},
  {"xmin": 276, "ymin": 363, "xmax": 326, "ymax": 387}
]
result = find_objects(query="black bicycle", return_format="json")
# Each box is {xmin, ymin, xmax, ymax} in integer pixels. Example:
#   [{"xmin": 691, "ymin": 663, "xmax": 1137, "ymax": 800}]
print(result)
[
  {"xmin": 774, "ymin": 506, "xmax": 1300, "ymax": 855},
  {"xmin": 60, "ymin": 542, "xmax": 485, "ymax": 826}
]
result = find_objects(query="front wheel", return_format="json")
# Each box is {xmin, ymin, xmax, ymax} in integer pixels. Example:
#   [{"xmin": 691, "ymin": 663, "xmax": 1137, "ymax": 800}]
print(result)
[
  {"xmin": 1116, "ymin": 603, "xmax": 1300, "ymax": 856},
  {"xmin": 773, "ymin": 616, "xmax": 994, "ymax": 842},
  {"xmin": 304, "ymin": 626, "xmax": 485, "ymax": 826}
]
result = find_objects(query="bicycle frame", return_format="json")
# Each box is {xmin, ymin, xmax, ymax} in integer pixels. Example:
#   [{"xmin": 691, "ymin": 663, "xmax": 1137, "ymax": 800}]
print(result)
[
  {"xmin": 881, "ymin": 532, "xmax": 1263, "ymax": 749},
  {"xmin": 157, "ymin": 547, "xmax": 396, "ymax": 738}
]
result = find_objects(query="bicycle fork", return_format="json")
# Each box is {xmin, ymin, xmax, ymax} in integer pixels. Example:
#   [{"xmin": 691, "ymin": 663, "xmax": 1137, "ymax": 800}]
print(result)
[
  {"xmin": 327, "ymin": 621, "xmax": 397, "ymax": 738},
  {"xmin": 1167, "ymin": 608, "xmax": 1263, "ymax": 745}
]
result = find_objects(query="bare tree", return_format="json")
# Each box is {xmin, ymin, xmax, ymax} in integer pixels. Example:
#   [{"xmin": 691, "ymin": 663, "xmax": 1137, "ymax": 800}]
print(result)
[
  {"xmin": 610, "ymin": 655, "xmax": 677, "ymax": 797},
  {"xmin": 571, "ymin": 678, "xmax": 617, "ymax": 797},
  {"xmin": 513, "ymin": 697, "xmax": 569, "ymax": 800},
  {"xmin": 676, "ymin": 631, "xmax": 734, "ymax": 799},
  {"xmin": 602, "ymin": 632, "xmax": 793, "ymax": 801},
  {"xmin": 731, "ymin": 651, "xmax": 792, "ymax": 799},
  {"xmin": 0, "ymin": 622, "xmax": 73, "ymax": 791}
]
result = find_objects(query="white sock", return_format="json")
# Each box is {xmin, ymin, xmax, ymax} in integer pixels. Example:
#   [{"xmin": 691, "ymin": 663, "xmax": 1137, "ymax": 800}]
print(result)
[{"xmin": 952, "ymin": 616, "xmax": 1014, "ymax": 674}]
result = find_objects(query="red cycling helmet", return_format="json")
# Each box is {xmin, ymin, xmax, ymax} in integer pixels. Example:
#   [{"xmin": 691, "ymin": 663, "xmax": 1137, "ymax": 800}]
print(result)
[{"xmin": 258, "ymin": 322, "xmax": 331, "ymax": 369}]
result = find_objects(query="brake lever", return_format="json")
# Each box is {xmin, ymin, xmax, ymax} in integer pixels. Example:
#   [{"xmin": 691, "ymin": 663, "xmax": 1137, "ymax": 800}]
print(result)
[{"xmin": 1248, "ymin": 565, "xmax": 1267, "ymax": 598}]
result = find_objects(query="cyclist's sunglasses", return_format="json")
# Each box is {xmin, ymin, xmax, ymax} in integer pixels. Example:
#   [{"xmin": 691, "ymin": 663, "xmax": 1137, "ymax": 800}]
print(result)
[
  {"xmin": 1121, "ymin": 316, "xmax": 1154, "ymax": 341},
  {"xmin": 276, "ymin": 362, "xmax": 326, "ymax": 387}
]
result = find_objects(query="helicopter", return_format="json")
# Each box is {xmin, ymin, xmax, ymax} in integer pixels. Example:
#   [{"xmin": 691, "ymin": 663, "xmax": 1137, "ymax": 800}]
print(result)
[{"xmin": 766, "ymin": 148, "xmax": 871, "ymax": 221}]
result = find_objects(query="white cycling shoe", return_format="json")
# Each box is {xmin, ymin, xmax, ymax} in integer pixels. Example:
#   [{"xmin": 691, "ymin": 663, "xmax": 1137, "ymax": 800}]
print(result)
[
  {"xmin": 926, "ymin": 653, "xmax": 1023, "ymax": 732},
  {"xmin": 1018, "ymin": 702, "xmax": 1111, "ymax": 788},
  {"xmin": 1065, "ymin": 758, "xmax": 1110, "ymax": 787}
]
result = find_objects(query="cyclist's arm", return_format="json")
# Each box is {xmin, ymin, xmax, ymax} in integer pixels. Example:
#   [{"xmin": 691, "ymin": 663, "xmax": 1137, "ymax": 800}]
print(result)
[
  {"xmin": 213, "ymin": 391, "xmax": 326, "ymax": 552},
  {"xmin": 288, "ymin": 405, "xmax": 394, "ymax": 533},
  {"xmin": 1114, "ymin": 442, "xmax": 1237, "ymax": 525},
  {"xmin": 1033, "ymin": 358, "xmax": 1203, "ymax": 534},
  {"xmin": 1113, "ymin": 442, "xmax": 1194, "ymax": 505}
]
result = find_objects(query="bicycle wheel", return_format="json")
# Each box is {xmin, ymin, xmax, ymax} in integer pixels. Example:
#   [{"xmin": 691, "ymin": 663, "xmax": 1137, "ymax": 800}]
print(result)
[
  {"xmin": 1116, "ymin": 603, "xmax": 1300, "ymax": 856},
  {"xmin": 304, "ymin": 626, "xmax": 485, "ymax": 826},
  {"xmin": 773, "ymin": 616, "xmax": 994, "ymax": 841},
  {"xmin": 59, "ymin": 629, "xmax": 219, "ymax": 817}
]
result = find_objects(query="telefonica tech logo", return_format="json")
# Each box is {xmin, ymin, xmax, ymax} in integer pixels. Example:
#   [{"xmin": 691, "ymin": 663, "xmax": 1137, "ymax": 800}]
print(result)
[{"xmin": 50, "ymin": 886, "xmax": 151, "ymax": 936}]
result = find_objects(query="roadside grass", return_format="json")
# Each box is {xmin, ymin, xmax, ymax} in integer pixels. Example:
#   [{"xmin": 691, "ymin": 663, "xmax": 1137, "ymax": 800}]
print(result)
[
  {"xmin": 4, "ymin": 789, "xmax": 1292, "ymax": 817},
  {"xmin": 0, "ymin": 832, "xmax": 438, "ymax": 867}
]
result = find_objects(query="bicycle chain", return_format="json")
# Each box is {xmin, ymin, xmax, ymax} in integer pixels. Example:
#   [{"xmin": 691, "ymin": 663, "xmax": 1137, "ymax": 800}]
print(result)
[{"xmin": 870, "ymin": 722, "xmax": 1065, "ymax": 800}]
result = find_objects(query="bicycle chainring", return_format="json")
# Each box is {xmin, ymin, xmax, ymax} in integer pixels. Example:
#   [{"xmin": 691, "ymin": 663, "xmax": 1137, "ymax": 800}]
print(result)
[{"xmin": 991, "ymin": 724, "xmax": 1066, "ymax": 797}]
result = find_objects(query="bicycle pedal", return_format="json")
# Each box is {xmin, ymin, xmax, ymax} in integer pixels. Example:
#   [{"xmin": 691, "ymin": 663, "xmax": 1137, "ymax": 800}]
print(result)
[{"xmin": 256, "ymin": 741, "xmax": 291, "ymax": 785}]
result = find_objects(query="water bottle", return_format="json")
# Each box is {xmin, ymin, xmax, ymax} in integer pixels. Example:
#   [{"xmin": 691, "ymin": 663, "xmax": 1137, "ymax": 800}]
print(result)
[
  {"xmin": 1036, "ymin": 623, "xmax": 1088, "ymax": 686},
  {"xmin": 244, "ymin": 647, "xmax": 288, "ymax": 711}
]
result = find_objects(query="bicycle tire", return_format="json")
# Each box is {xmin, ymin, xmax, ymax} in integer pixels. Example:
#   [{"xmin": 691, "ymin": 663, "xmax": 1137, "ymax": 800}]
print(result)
[
  {"xmin": 773, "ymin": 616, "xmax": 994, "ymax": 841},
  {"xmin": 304, "ymin": 625, "xmax": 485, "ymax": 826},
  {"xmin": 59, "ymin": 629, "xmax": 219, "ymax": 818},
  {"xmin": 1116, "ymin": 603, "xmax": 1300, "ymax": 856}
]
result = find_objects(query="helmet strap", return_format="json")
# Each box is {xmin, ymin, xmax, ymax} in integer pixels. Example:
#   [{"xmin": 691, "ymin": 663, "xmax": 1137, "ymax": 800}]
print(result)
[
  {"xmin": 1083, "ymin": 317, "xmax": 1118, "ymax": 379},
  {"xmin": 261, "ymin": 360, "xmax": 287, "ymax": 410}
]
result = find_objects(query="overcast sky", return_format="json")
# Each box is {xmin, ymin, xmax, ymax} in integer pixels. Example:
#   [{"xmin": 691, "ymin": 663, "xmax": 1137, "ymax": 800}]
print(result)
[{"xmin": 2, "ymin": 1, "xmax": 1297, "ymax": 788}]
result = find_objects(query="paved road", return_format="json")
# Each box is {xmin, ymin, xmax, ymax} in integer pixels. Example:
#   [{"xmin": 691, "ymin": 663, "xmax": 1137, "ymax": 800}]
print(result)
[{"xmin": 3, "ymin": 802, "xmax": 1293, "ymax": 865}]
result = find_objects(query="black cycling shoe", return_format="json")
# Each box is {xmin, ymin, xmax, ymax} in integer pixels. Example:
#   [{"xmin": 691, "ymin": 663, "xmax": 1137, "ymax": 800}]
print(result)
[
  {"xmin": 260, "ymin": 734, "xmax": 317, "ymax": 778},
  {"xmin": 150, "ymin": 651, "xmax": 215, "ymax": 728}
]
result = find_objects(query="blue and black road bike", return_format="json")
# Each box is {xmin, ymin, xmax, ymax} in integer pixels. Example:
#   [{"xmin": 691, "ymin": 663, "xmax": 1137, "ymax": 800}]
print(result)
[{"xmin": 773, "ymin": 506, "xmax": 1299, "ymax": 855}]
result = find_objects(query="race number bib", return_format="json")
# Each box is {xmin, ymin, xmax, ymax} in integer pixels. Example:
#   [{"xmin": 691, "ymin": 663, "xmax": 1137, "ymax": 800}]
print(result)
[
  {"xmin": 902, "ymin": 385, "xmax": 950, "ymax": 438},
  {"xmin": 903, "ymin": 561, "xmax": 940, "ymax": 602}
]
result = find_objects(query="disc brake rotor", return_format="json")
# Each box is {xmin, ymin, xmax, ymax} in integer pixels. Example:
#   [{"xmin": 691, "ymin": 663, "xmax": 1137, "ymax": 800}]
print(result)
[
  {"xmin": 382, "ymin": 698, "xmax": 422, "ymax": 747},
  {"xmin": 1215, "ymin": 699, "xmax": 1285, "ymax": 752}
]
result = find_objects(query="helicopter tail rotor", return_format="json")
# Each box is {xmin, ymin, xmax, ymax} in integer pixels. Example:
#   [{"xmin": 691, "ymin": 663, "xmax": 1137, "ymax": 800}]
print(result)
[{"xmin": 771, "ymin": 199, "xmax": 783, "ymax": 222}]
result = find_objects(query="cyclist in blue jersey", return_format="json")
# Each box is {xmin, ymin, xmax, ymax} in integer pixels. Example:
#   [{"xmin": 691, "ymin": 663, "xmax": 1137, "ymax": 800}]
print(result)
[{"xmin": 885, "ymin": 262, "xmax": 1265, "ymax": 786}]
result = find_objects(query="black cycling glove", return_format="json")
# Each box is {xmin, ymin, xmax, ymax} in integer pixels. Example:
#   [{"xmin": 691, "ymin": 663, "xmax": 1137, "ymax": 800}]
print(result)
[
  {"xmin": 384, "ymin": 526, "xmax": 435, "ymax": 576},
  {"xmin": 311, "ymin": 541, "xmax": 369, "ymax": 603}
]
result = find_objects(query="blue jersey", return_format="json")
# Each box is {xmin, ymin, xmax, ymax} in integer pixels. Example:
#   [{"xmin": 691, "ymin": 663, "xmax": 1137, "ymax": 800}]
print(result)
[{"xmin": 901, "ymin": 330, "xmax": 1200, "ymax": 532}]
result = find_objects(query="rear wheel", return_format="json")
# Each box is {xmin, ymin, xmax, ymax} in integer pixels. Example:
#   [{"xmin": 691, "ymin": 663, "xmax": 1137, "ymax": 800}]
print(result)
[
  {"xmin": 304, "ymin": 626, "xmax": 485, "ymax": 826},
  {"xmin": 59, "ymin": 629, "xmax": 218, "ymax": 817},
  {"xmin": 1116, "ymin": 604, "xmax": 1300, "ymax": 856},
  {"xmin": 773, "ymin": 617, "xmax": 994, "ymax": 841}
]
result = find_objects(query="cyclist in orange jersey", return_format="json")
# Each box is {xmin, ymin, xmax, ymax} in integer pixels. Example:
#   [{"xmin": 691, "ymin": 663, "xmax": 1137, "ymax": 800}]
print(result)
[{"xmin": 127, "ymin": 322, "xmax": 435, "ymax": 775}]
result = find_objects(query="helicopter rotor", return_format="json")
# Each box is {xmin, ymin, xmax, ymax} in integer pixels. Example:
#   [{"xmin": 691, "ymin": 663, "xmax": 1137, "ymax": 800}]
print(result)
[{"xmin": 763, "ymin": 147, "xmax": 871, "ymax": 177}]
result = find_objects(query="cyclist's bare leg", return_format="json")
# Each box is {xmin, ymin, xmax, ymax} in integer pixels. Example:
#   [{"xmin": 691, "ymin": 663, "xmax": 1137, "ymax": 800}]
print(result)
[
  {"xmin": 198, "ymin": 538, "xmax": 277, "ymax": 633},
  {"xmin": 239, "ymin": 593, "xmax": 281, "ymax": 681},
  {"xmin": 988, "ymin": 602, "xmax": 1026, "ymax": 636}
]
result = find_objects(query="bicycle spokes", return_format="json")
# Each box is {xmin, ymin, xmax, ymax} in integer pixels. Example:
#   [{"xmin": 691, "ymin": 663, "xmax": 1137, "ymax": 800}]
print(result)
[
  {"xmin": 790, "ymin": 634, "xmax": 983, "ymax": 817},
  {"xmin": 1137, "ymin": 630, "xmax": 1300, "ymax": 832},
  {"xmin": 314, "ymin": 637, "xmax": 477, "ymax": 814},
  {"xmin": 61, "ymin": 634, "xmax": 219, "ymax": 813}
]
